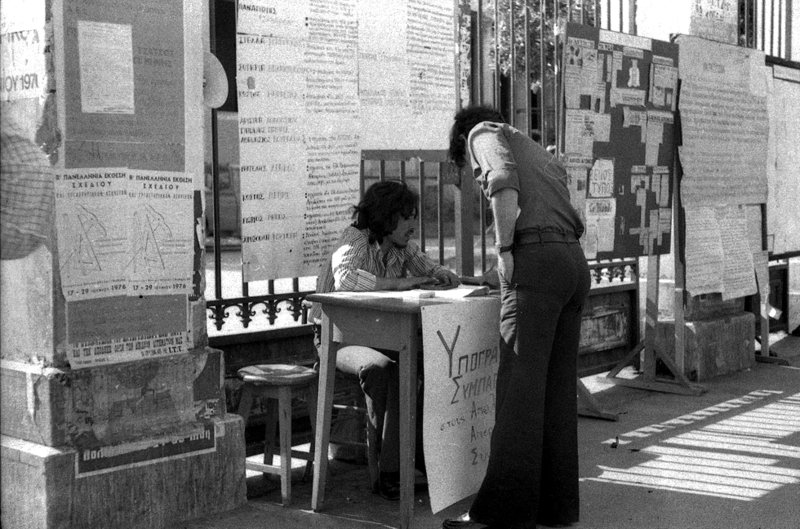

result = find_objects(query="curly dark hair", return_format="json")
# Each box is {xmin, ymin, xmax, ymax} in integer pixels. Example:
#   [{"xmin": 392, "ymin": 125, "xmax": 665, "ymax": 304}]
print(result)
[
  {"xmin": 352, "ymin": 180, "xmax": 419, "ymax": 244},
  {"xmin": 448, "ymin": 105, "xmax": 506, "ymax": 167}
]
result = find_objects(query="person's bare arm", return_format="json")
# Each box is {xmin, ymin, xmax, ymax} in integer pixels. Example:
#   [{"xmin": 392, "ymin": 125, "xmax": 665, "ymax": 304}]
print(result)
[
  {"xmin": 491, "ymin": 187, "xmax": 518, "ymax": 283},
  {"xmin": 374, "ymin": 275, "xmax": 437, "ymax": 291}
]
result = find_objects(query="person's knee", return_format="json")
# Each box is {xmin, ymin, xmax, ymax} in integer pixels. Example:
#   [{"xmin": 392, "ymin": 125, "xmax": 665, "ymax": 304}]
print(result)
[{"xmin": 360, "ymin": 359, "xmax": 396, "ymax": 395}]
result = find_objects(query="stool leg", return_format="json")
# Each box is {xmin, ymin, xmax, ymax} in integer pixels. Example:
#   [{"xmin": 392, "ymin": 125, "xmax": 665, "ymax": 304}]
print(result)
[
  {"xmin": 278, "ymin": 386, "xmax": 293, "ymax": 506},
  {"xmin": 263, "ymin": 397, "xmax": 278, "ymax": 467},
  {"xmin": 303, "ymin": 381, "xmax": 318, "ymax": 482}
]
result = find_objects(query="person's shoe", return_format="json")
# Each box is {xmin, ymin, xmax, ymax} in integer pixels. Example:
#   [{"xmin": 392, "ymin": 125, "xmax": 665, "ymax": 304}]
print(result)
[
  {"xmin": 442, "ymin": 513, "xmax": 491, "ymax": 529},
  {"xmin": 374, "ymin": 472, "xmax": 400, "ymax": 501}
]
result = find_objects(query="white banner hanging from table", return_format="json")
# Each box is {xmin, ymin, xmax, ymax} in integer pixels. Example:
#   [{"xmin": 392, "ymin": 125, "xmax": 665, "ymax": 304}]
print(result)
[{"xmin": 421, "ymin": 297, "xmax": 501, "ymax": 513}]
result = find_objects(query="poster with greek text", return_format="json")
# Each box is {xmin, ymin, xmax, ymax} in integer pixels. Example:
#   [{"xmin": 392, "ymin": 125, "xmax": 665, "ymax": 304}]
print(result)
[
  {"xmin": 358, "ymin": 0, "xmax": 456, "ymax": 149},
  {"xmin": 55, "ymin": 169, "xmax": 194, "ymax": 301},
  {"xmin": 237, "ymin": 0, "xmax": 360, "ymax": 280},
  {"xmin": 127, "ymin": 170, "xmax": 194, "ymax": 295},
  {"xmin": 766, "ymin": 67, "xmax": 800, "ymax": 257},
  {"xmin": 55, "ymin": 169, "xmax": 130, "ymax": 300},
  {"xmin": 676, "ymin": 35, "xmax": 769, "ymax": 208},
  {"xmin": 65, "ymin": 294, "xmax": 189, "ymax": 368},
  {"xmin": 0, "ymin": 0, "xmax": 46, "ymax": 102},
  {"xmin": 689, "ymin": 0, "xmax": 738, "ymax": 45},
  {"xmin": 60, "ymin": 0, "xmax": 185, "ymax": 171},
  {"xmin": 684, "ymin": 205, "xmax": 757, "ymax": 299},
  {"xmin": 562, "ymin": 23, "xmax": 678, "ymax": 259},
  {"xmin": 421, "ymin": 297, "xmax": 501, "ymax": 513}
]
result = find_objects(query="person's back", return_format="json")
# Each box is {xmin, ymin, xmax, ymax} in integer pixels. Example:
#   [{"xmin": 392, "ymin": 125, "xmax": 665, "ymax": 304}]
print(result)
[{"xmin": 467, "ymin": 121, "xmax": 583, "ymax": 239}]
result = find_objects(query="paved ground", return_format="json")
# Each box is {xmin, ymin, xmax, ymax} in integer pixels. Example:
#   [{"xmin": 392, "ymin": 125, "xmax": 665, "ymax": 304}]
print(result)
[{"xmin": 182, "ymin": 334, "xmax": 800, "ymax": 529}]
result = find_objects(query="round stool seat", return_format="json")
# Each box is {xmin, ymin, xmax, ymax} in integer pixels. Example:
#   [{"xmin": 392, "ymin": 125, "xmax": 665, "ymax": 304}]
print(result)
[{"xmin": 238, "ymin": 364, "xmax": 317, "ymax": 386}]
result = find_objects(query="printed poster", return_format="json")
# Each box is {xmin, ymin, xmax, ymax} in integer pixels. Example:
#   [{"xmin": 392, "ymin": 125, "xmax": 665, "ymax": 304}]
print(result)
[
  {"xmin": 0, "ymin": 0, "xmax": 46, "ymax": 102},
  {"xmin": 61, "ymin": 0, "xmax": 185, "ymax": 171},
  {"xmin": 55, "ymin": 169, "xmax": 194, "ymax": 301},
  {"xmin": 421, "ymin": 297, "xmax": 501, "ymax": 513}
]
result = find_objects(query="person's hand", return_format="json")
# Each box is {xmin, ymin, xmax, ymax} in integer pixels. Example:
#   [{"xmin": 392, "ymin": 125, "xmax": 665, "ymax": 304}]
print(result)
[
  {"xmin": 497, "ymin": 251, "xmax": 514, "ymax": 284},
  {"xmin": 434, "ymin": 269, "xmax": 461, "ymax": 287},
  {"xmin": 480, "ymin": 267, "xmax": 500, "ymax": 289},
  {"xmin": 395, "ymin": 276, "xmax": 437, "ymax": 291}
]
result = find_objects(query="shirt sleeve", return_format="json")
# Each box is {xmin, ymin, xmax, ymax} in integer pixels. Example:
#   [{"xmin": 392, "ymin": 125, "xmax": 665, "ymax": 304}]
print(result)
[
  {"xmin": 468, "ymin": 122, "xmax": 520, "ymax": 198},
  {"xmin": 331, "ymin": 231, "xmax": 378, "ymax": 291},
  {"xmin": 402, "ymin": 241, "xmax": 449, "ymax": 280}
]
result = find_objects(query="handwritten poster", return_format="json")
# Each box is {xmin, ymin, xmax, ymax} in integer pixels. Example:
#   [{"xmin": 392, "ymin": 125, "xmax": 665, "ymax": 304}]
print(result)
[
  {"xmin": 237, "ymin": 0, "xmax": 457, "ymax": 280},
  {"xmin": 237, "ymin": 0, "xmax": 360, "ymax": 281},
  {"xmin": 421, "ymin": 297, "xmax": 501, "ymax": 513},
  {"xmin": 562, "ymin": 23, "xmax": 678, "ymax": 259},
  {"xmin": 359, "ymin": 0, "xmax": 456, "ymax": 149},
  {"xmin": 766, "ymin": 68, "xmax": 800, "ymax": 256},
  {"xmin": 0, "ymin": 0, "xmax": 46, "ymax": 102},
  {"xmin": 684, "ymin": 205, "xmax": 757, "ymax": 299},
  {"xmin": 676, "ymin": 35, "xmax": 769, "ymax": 207}
]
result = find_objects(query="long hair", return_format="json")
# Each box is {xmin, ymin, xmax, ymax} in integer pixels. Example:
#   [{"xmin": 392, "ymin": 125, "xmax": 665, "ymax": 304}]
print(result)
[
  {"xmin": 448, "ymin": 105, "xmax": 506, "ymax": 167},
  {"xmin": 352, "ymin": 180, "xmax": 419, "ymax": 244}
]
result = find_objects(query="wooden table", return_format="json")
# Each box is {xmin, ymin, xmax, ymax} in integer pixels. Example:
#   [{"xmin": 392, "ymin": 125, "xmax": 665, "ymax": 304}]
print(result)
[
  {"xmin": 308, "ymin": 291, "xmax": 456, "ymax": 529},
  {"xmin": 308, "ymin": 290, "xmax": 618, "ymax": 527}
]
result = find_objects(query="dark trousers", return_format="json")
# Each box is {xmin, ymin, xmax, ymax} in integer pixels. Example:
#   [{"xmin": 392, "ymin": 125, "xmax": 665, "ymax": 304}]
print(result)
[
  {"xmin": 469, "ymin": 240, "xmax": 590, "ymax": 527},
  {"xmin": 313, "ymin": 329, "xmax": 424, "ymax": 475}
]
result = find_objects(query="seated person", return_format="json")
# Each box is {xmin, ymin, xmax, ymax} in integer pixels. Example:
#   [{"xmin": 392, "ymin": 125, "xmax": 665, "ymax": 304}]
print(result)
[{"xmin": 310, "ymin": 180, "xmax": 460, "ymax": 500}]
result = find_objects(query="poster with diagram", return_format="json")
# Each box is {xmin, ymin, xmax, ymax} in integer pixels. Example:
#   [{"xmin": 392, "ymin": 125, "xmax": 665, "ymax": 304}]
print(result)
[
  {"xmin": 561, "ymin": 23, "xmax": 678, "ymax": 260},
  {"xmin": 54, "ymin": 169, "xmax": 194, "ymax": 301}
]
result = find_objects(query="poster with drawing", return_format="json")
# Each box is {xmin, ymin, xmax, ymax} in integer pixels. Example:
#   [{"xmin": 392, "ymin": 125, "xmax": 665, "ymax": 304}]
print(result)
[
  {"xmin": 562, "ymin": 23, "xmax": 678, "ymax": 260},
  {"xmin": 421, "ymin": 297, "xmax": 501, "ymax": 513}
]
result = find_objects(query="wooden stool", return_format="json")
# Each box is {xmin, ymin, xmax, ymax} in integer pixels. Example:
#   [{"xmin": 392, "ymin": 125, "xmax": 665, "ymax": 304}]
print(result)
[{"xmin": 236, "ymin": 363, "xmax": 318, "ymax": 506}]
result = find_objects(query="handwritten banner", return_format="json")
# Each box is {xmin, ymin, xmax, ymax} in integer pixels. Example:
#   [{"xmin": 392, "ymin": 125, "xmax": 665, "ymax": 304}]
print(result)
[{"xmin": 421, "ymin": 297, "xmax": 501, "ymax": 513}]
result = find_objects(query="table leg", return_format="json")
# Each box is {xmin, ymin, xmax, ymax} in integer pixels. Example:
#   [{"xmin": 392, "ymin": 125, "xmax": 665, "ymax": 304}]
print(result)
[
  {"xmin": 312, "ymin": 314, "xmax": 337, "ymax": 511},
  {"xmin": 398, "ymin": 317, "xmax": 417, "ymax": 529}
]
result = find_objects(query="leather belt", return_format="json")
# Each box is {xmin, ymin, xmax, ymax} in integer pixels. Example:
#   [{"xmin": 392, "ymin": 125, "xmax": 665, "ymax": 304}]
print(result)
[{"xmin": 515, "ymin": 230, "xmax": 578, "ymax": 245}]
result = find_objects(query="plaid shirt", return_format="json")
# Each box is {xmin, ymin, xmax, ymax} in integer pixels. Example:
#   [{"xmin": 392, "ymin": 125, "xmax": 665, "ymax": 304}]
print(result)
[
  {"xmin": 1, "ymin": 120, "xmax": 54, "ymax": 260},
  {"xmin": 310, "ymin": 225, "xmax": 450, "ymax": 322}
]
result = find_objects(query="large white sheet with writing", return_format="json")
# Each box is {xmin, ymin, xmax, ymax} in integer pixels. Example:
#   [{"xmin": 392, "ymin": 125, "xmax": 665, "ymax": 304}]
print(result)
[
  {"xmin": 421, "ymin": 297, "xmax": 501, "ymax": 513},
  {"xmin": 237, "ymin": 0, "xmax": 360, "ymax": 281},
  {"xmin": 766, "ymin": 68, "xmax": 800, "ymax": 256},
  {"xmin": 237, "ymin": 0, "xmax": 457, "ymax": 280},
  {"xmin": 676, "ymin": 35, "xmax": 769, "ymax": 207},
  {"xmin": 358, "ymin": 0, "xmax": 456, "ymax": 149}
]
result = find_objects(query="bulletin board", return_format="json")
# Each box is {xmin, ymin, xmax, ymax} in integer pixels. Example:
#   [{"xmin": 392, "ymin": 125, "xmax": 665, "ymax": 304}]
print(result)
[{"xmin": 561, "ymin": 23, "xmax": 679, "ymax": 260}]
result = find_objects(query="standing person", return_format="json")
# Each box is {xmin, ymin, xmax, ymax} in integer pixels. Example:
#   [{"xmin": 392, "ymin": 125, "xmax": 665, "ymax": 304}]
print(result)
[
  {"xmin": 310, "ymin": 180, "xmax": 460, "ymax": 500},
  {"xmin": 443, "ymin": 106, "xmax": 590, "ymax": 529}
]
